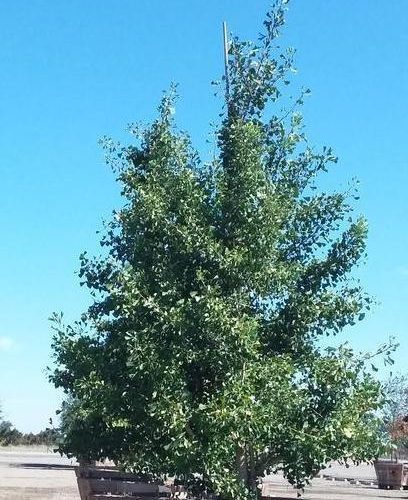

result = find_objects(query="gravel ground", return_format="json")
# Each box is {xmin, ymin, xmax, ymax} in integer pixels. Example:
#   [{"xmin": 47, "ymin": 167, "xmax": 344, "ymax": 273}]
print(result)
[
  {"xmin": 262, "ymin": 478, "xmax": 408, "ymax": 499},
  {"xmin": 0, "ymin": 447, "xmax": 79, "ymax": 499},
  {"xmin": 0, "ymin": 448, "xmax": 406, "ymax": 500}
]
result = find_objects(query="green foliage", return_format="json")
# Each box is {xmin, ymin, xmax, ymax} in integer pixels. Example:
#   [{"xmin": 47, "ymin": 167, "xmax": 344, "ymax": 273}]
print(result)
[
  {"xmin": 0, "ymin": 420, "xmax": 21, "ymax": 446},
  {"xmin": 0, "ymin": 418, "xmax": 58, "ymax": 447},
  {"xmin": 381, "ymin": 374, "xmax": 408, "ymax": 459},
  {"xmin": 382, "ymin": 374, "xmax": 408, "ymax": 425},
  {"xmin": 1, "ymin": 395, "xmax": 60, "ymax": 447},
  {"xmin": 50, "ymin": 2, "xmax": 387, "ymax": 498}
]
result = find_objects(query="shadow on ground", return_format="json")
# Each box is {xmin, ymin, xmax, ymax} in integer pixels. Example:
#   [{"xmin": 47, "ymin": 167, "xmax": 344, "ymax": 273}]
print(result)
[{"xmin": 10, "ymin": 462, "xmax": 76, "ymax": 471}]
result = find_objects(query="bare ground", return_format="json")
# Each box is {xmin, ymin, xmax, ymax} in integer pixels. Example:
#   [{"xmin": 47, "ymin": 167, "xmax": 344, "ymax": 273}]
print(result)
[
  {"xmin": 0, "ymin": 447, "xmax": 79, "ymax": 499},
  {"xmin": 0, "ymin": 447, "xmax": 407, "ymax": 500}
]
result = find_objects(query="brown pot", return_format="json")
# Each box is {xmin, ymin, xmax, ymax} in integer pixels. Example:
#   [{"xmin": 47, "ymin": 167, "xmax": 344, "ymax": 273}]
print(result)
[
  {"xmin": 75, "ymin": 465, "xmax": 174, "ymax": 499},
  {"xmin": 374, "ymin": 460, "xmax": 408, "ymax": 490}
]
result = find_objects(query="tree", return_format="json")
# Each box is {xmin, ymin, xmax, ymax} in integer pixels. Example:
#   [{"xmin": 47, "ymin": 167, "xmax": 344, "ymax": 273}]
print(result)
[
  {"xmin": 381, "ymin": 375, "xmax": 408, "ymax": 459},
  {"xmin": 0, "ymin": 419, "xmax": 22, "ymax": 446},
  {"xmin": 50, "ymin": 2, "xmax": 388, "ymax": 498},
  {"xmin": 382, "ymin": 374, "xmax": 408, "ymax": 426}
]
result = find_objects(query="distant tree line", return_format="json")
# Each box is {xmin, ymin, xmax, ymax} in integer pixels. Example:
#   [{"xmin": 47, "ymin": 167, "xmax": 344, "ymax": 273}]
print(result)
[{"xmin": 0, "ymin": 406, "xmax": 60, "ymax": 447}]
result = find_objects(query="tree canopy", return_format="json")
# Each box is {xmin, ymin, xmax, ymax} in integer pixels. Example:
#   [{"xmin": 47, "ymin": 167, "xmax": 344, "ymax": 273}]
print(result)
[{"xmin": 50, "ymin": 2, "xmax": 388, "ymax": 499}]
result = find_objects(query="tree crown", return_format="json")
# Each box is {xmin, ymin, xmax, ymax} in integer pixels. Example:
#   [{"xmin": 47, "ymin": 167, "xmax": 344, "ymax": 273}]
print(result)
[{"xmin": 51, "ymin": 2, "xmax": 388, "ymax": 498}]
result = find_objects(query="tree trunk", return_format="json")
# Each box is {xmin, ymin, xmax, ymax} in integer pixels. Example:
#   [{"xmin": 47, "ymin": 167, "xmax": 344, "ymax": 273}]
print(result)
[
  {"xmin": 236, "ymin": 446, "xmax": 248, "ymax": 485},
  {"xmin": 236, "ymin": 446, "xmax": 260, "ymax": 498},
  {"xmin": 249, "ymin": 449, "xmax": 259, "ymax": 497}
]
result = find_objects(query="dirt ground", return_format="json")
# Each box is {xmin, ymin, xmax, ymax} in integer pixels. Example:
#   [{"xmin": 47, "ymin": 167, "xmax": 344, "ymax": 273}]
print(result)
[
  {"xmin": 0, "ymin": 447, "xmax": 79, "ymax": 499},
  {"xmin": 1, "ymin": 447, "xmax": 407, "ymax": 500},
  {"xmin": 263, "ymin": 480, "xmax": 408, "ymax": 499}
]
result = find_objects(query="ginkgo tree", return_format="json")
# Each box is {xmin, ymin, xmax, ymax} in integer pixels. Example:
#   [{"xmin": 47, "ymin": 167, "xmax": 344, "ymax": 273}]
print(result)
[{"xmin": 50, "ymin": 2, "xmax": 389, "ymax": 499}]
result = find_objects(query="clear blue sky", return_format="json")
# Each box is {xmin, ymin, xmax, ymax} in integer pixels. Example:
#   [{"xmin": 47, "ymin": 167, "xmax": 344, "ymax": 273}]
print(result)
[{"xmin": 0, "ymin": 0, "xmax": 407, "ymax": 432}]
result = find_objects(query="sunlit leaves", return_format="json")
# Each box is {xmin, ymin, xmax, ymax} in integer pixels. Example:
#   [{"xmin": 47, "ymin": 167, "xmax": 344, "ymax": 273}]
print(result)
[{"xmin": 50, "ymin": 2, "xmax": 385, "ymax": 499}]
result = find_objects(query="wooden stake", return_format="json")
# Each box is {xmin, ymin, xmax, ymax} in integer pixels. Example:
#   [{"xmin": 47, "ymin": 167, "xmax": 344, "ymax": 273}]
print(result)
[{"xmin": 223, "ymin": 21, "xmax": 230, "ymax": 103}]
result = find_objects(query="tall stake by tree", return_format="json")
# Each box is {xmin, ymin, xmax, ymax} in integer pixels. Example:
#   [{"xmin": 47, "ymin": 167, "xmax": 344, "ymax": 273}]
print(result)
[{"xmin": 50, "ymin": 2, "xmax": 388, "ymax": 499}]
